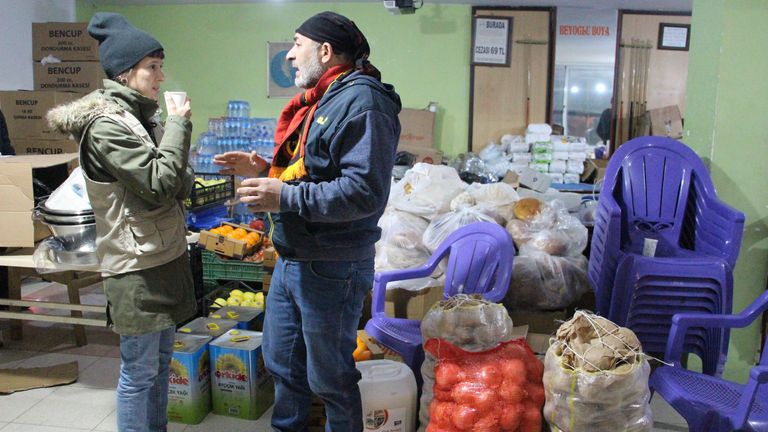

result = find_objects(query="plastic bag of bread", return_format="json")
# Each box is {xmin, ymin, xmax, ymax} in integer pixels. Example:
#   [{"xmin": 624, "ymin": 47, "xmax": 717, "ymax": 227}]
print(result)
[
  {"xmin": 512, "ymin": 197, "xmax": 544, "ymax": 222},
  {"xmin": 374, "ymin": 242, "xmax": 432, "ymax": 273},
  {"xmin": 389, "ymin": 163, "xmax": 467, "ymax": 219},
  {"xmin": 506, "ymin": 218, "xmax": 534, "ymax": 248},
  {"xmin": 543, "ymin": 312, "xmax": 653, "ymax": 431},
  {"xmin": 417, "ymin": 294, "xmax": 516, "ymax": 432},
  {"xmin": 422, "ymin": 207, "xmax": 498, "ymax": 252},
  {"xmin": 503, "ymin": 252, "xmax": 589, "ymax": 310},
  {"xmin": 375, "ymin": 206, "xmax": 433, "ymax": 272},
  {"xmin": 466, "ymin": 182, "xmax": 520, "ymax": 208},
  {"xmin": 518, "ymin": 202, "xmax": 588, "ymax": 257},
  {"xmin": 377, "ymin": 206, "xmax": 430, "ymax": 251}
]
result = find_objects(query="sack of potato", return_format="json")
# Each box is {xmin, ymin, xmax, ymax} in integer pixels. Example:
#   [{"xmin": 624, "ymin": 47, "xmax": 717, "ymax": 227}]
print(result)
[
  {"xmin": 417, "ymin": 294, "xmax": 516, "ymax": 432},
  {"xmin": 543, "ymin": 312, "xmax": 653, "ymax": 432}
]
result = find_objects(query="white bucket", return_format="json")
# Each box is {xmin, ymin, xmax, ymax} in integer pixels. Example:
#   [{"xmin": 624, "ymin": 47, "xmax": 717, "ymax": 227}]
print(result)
[{"xmin": 357, "ymin": 359, "xmax": 417, "ymax": 432}]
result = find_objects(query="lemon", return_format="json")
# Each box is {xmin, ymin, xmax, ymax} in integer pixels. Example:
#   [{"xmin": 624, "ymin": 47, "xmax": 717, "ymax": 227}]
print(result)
[
  {"xmin": 226, "ymin": 296, "xmax": 241, "ymax": 306},
  {"xmin": 240, "ymin": 300, "xmax": 254, "ymax": 307},
  {"xmin": 213, "ymin": 297, "xmax": 227, "ymax": 308},
  {"xmin": 255, "ymin": 292, "xmax": 264, "ymax": 303},
  {"xmin": 242, "ymin": 292, "xmax": 256, "ymax": 301},
  {"xmin": 229, "ymin": 289, "xmax": 244, "ymax": 298}
]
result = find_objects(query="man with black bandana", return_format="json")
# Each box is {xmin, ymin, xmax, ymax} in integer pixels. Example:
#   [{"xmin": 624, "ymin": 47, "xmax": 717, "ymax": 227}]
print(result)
[{"xmin": 214, "ymin": 11, "xmax": 401, "ymax": 431}]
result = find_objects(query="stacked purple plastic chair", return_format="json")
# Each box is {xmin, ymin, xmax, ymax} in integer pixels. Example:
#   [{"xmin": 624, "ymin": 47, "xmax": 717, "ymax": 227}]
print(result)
[
  {"xmin": 588, "ymin": 136, "xmax": 744, "ymax": 375},
  {"xmin": 364, "ymin": 221, "xmax": 515, "ymax": 385},
  {"xmin": 649, "ymin": 290, "xmax": 768, "ymax": 431}
]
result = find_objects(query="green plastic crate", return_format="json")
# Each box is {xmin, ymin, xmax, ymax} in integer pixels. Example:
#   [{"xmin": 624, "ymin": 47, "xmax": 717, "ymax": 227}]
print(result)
[{"xmin": 202, "ymin": 250, "xmax": 263, "ymax": 283}]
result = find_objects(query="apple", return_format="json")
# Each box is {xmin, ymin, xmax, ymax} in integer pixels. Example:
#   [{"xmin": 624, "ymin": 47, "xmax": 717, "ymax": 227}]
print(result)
[{"xmin": 249, "ymin": 219, "xmax": 266, "ymax": 231}]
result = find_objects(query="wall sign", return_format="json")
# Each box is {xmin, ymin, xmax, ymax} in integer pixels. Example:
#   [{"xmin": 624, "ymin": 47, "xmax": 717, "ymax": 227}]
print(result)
[
  {"xmin": 471, "ymin": 16, "xmax": 513, "ymax": 66},
  {"xmin": 267, "ymin": 42, "xmax": 301, "ymax": 98},
  {"xmin": 657, "ymin": 23, "xmax": 690, "ymax": 51}
]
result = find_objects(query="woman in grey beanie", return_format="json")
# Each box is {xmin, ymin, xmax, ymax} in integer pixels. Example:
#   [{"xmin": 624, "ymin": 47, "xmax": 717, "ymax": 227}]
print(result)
[{"xmin": 47, "ymin": 12, "xmax": 196, "ymax": 432}]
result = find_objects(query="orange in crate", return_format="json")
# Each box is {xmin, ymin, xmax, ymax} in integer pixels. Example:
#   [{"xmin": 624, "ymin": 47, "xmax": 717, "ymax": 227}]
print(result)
[{"xmin": 245, "ymin": 231, "xmax": 261, "ymax": 247}]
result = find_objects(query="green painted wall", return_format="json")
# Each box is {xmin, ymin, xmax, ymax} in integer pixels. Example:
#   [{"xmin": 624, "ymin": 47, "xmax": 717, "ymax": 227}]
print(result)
[
  {"xmin": 75, "ymin": 2, "xmax": 472, "ymax": 157},
  {"xmin": 76, "ymin": 0, "xmax": 768, "ymax": 379},
  {"xmin": 685, "ymin": 0, "xmax": 768, "ymax": 381}
]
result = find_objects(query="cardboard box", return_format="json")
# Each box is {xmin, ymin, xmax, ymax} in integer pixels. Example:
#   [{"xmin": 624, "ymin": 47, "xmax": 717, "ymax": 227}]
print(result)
[
  {"xmin": 397, "ymin": 144, "xmax": 443, "ymax": 165},
  {"xmin": 32, "ymin": 22, "xmax": 98, "ymax": 61},
  {"xmin": 509, "ymin": 325, "xmax": 552, "ymax": 356},
  {"xmin": 508, "ymin": 309, "xmax": 570, "ymax": 336},
  {"xmin": 261, "ymin": 273, "xmax": 271, "ymax": 294},
  {"xmin": 34, "ymin": 62, "xmax": 105, "ymax": 93},
  {"xmin": 262, "ymin": 246, "xmax": 277, "ymax": 268},
  {"xmin": 502, "ymin": 170, "xmax": 520, "ymax": 188},
  {"xmin": 197, "ymin": 222, "xmax": 262, "ymax": 259},
  {"xmin": 0, "ymin": 153, "xmax": 78, "ymax": 247},
  {"xmin": 356, "ymin": 330, "xmax": 385, "ymax": 360},
  {"xmin": 398, "ymin": 108, "xmax": 436, "ymax": 149},
  {"xmin": 518, "ymin": 167, "xmax": 552, "ymax": 192},
  {"xmin": 13, "ymin": 138, "xmax": 78, "ymax": 155},
  {"xmin": 0, "ymin": 91, "xmax": 80, "ymax": 139},
  {"xmin": 649, "ymin": 105, "xmax": 683, "ymax": 139},
  {"xmin": 384, "ymin": 285, "xmax": 444, "ymax": 321},
  {"xmin": 581, "ymin": 158, "xmax": 608, "ymax": 183}
]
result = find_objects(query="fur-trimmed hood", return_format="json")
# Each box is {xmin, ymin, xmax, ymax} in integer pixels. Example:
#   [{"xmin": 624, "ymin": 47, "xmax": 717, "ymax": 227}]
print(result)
[{"xmin": 46, "ymin": 91, "xmax": 124, "ymax": 138}]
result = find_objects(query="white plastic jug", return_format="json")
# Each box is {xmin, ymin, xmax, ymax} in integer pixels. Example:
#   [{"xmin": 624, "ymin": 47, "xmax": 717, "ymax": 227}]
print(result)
[{"xmin": 356, "ymin": 359, "xmax": 417, "ymax": 432}]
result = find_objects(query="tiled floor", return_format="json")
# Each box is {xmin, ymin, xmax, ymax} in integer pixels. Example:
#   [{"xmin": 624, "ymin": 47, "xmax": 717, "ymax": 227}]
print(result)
[{"xmin": 0, "ymin": 278, "xmax": 689, "ymax": 432}]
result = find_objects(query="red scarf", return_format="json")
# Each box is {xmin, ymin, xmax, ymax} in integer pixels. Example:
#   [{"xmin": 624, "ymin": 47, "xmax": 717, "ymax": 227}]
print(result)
[{"xmin": 269, "ymin": 64, "xmax": 352, "ymax": 181}]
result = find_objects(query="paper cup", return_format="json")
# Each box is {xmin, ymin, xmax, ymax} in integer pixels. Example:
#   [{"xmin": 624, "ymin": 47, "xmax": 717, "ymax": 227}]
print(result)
[{"xmin": 166, "ymin": 91, "xmax": 186, "ymax": 107}]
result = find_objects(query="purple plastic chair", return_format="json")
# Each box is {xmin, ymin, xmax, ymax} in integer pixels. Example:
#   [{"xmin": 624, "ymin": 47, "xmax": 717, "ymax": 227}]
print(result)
[
  {"xmin": 364, "ymin": 221, "xmax": 515, "ymax": 384},
  {"xmin": 588, "ymin": 136, "xmax": 745, "ymax": 374},
  {"xmin": 649, "ymin": 290, "xmax": 768, "ymax": 431}
]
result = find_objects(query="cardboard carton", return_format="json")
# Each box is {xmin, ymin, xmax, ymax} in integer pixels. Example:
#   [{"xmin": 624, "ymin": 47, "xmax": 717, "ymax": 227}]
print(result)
[
  {"xmin": 198, "ymin": 222, "xmax": 262, "ymax": 259},
  {"xmin": 356, "ymin": 330, "xmax": 385, "ymax": 360},
  {"xmin": 398, "ymin": 108, "xmax": 436, "ymax": 149},
  {"xmin": 32, "ymin": 22, "xmax": 98, "ymax": 61},
  {"xmin": 649, "ymin": 105, "xmax": 684, "ymax": 139},
  {"xmin": 13, "ymin": 138, "xmax": 78, "ymax": 155},
  {"xmin": 262, "ymin": 246, "xmax": 277, "ymax": 268},
  {"xmin": 385, "ymin": 285, "xmax": 444, "ymax": 321},
  {"xmin": 261, "ymin": 273, "xmax": 271, "ymax": 294},
  {"xmin": 518, "ymin": 167, "xmax": 552, "ymax": 192},
  {"xmin": 508, "ymin": 309, "xmax": 570, "ymax": 336},
  {"xmin": 0, "ymin": 153, "xmax": 78, "ymax": 247},
  {"xmin": 0, "ymin": 91, "xmax": 80, "ymax": 139},
  {"xmin": 34, "ymin": 62, "xmax": 105, "ymax": 93},
  {"xmin": 502, "ymin": 169, "xmax": 520, "ymax": 188},
  {"xmin": 581, "ymin": 159, "xmax": 608, "ymax": 183}
]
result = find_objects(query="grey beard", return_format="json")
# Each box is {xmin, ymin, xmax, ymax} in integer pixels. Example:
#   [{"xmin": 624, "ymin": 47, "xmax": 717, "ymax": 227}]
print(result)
[{"xmin": 295, "ymin": 53, "xmax": 326, "ymax": 89}]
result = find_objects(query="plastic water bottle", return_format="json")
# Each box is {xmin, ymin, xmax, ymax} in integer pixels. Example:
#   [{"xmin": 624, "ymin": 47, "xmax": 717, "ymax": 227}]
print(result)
[
  {"xmin": 188, "ymin": 153, "xmax": 199, "ymax": 172},
  {"xmin": 227, "ymin": 101, "xmax": 235, "ymax": 118}
]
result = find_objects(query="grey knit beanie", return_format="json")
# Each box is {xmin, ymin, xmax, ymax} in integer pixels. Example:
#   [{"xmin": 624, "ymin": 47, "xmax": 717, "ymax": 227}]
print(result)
[{"xmin": 87, "ymin": 12, "xmax": 163, "ymax": 78}]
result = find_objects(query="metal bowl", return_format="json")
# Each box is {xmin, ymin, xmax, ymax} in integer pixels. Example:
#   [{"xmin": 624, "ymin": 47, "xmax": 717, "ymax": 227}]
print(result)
[
  {"xmin": 33, "ymin": 208, "xmax": 95, "ymax": 225},
  {"xmin": 48, "ymin": 246, "xmax": 99, "ymax": 268},
  {"xmin": 43, "ymin": 222, "xmax": 97, "ymax": 250}
]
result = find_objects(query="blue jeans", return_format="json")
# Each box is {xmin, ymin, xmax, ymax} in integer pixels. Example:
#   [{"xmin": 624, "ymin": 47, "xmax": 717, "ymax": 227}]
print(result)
[
  {"xmin": 116, "ymin": 326, "xmax": 175, "ymax": 432},
  {"xmin": 263, "ymin": 257, "xmax": 374, "ymax": 432}
]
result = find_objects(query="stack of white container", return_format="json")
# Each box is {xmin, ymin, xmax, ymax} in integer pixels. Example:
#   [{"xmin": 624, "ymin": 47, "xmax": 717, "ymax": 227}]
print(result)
[
  {"xmin": 502, "ymin": 124, "xmax": 589, "ymax": 184},
  {"xmin": 550, "ymin": 135, "xmax": 587, "ymax": 184}
]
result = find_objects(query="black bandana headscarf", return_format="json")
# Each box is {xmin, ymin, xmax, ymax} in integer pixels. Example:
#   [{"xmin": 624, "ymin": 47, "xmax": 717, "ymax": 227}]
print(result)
[{"xmin": 296, "ymin": 11, "xmax": 381, "ymax": 80}]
